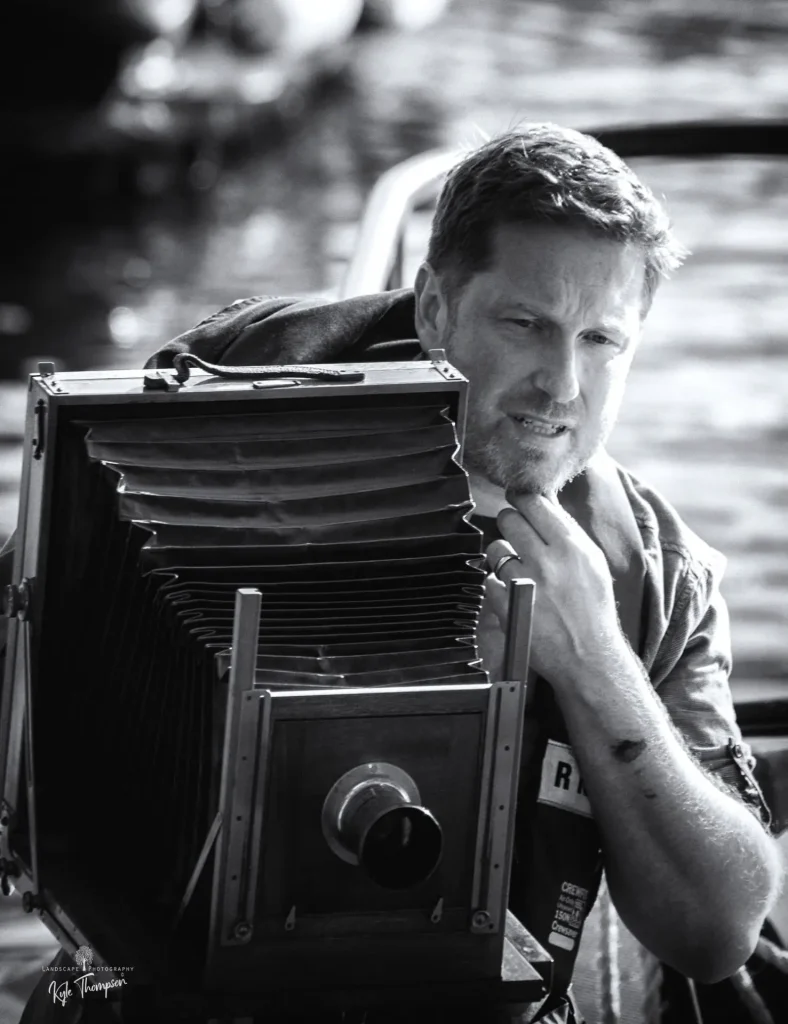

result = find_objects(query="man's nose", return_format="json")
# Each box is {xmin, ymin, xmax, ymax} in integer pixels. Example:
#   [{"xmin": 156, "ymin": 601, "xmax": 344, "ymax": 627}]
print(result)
[{"xmin": 531, "ymin": 335, "xmax": 580, "ymax": 404}]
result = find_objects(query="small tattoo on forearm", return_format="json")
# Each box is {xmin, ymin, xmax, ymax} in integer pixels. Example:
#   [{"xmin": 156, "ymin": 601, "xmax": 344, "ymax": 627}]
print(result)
[{"xmin": 611, "ymin": 738, "xmax": 647, "ymax": 763}]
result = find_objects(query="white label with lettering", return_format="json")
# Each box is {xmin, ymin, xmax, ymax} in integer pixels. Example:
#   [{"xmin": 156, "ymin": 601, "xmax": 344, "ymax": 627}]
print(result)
[
  {"xmin": 537, "ymin": 740, "xmax": 592, "ymax": 818},
  {"xmin": 548, "ymin": 881, "xmax": 590, "ymax": 951}
]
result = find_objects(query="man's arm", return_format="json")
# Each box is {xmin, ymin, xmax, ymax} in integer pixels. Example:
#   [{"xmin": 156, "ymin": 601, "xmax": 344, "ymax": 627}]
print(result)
[
  {"xmin": 547, "ymin": 634, "xmax": 781, "ymax": 983},
  {"xmin": 485, "ymin": 495, "xmax": 783, "ymax": 984}
]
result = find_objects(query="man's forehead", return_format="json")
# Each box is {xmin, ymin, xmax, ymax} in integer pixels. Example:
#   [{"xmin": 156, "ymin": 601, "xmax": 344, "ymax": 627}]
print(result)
[{"xmin": 478, "ymin": 221, "xmax": 647, "ymax": 316}]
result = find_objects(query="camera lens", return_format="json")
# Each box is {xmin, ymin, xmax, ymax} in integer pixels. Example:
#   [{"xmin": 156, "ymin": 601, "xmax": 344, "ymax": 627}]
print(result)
[{"xmin": 360, "ymin": 804, "xmax": 443, "ymax": 889}]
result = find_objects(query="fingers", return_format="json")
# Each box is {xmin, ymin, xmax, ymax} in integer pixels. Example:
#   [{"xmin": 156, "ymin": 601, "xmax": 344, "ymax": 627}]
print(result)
[
  {"xmin": 486, "ymin": 539, "xmax": 520, "ymax": 579},
  {"xmin": 484, "ymin": 572, "xmax": 508, "ymax": 625},
  {"xmin": 499, "ymin": 491, "xmax": 575, "ymax": 547},
  {"xmin": 484, "ymin": 532, "xmax": 537, "ymax": 631}
]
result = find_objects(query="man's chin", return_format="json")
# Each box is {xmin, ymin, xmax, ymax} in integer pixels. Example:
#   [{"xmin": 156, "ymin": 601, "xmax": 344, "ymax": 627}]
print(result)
[
  {"xmin": 505, "ymin": 469, "xmax": 562, "ymax": 497},
  {"xmin": 472, "ymin": 461, "xmax": 557, "ymax": 498},
  {"xmin": 472, "ymin": 451, "xmax": 584, "ymax": 498}
]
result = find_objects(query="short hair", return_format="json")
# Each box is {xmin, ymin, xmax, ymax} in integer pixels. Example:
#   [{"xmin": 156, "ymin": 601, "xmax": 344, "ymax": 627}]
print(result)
[{"xmin": 426, "ymin": 123, "xmax": 688, "ymax": 311}]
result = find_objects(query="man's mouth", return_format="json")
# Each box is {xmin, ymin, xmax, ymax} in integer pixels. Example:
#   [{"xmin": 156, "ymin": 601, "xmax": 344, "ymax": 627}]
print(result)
[{"xmin": 510, "ymin": 414, "xmax": 569, "ymax": 437}]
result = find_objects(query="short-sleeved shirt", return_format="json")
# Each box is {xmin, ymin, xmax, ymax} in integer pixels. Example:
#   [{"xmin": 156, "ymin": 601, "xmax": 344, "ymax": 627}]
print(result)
[
  {"xmin": 472, "ymin": 457, "xmax": 770, "ymax": 1024},
  {"xmin": 613, "ymin": 463, "xmax": 767, "ymax": 816},
  {"xmin": 471, "ymin": 453, "xmax": 768, "ymax": 826}
]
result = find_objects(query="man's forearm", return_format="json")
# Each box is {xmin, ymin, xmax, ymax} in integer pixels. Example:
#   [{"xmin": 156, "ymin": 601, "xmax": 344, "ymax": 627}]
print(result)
[{"xmin": 553, "ymin": 636, "xmax": 783, "ymax": 983}]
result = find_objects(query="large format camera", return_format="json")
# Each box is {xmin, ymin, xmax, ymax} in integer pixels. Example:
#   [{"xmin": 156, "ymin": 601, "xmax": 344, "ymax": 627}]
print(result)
[{"xmin": 0, "ymin": 357, "xmax": 550, "ymax": 1020}]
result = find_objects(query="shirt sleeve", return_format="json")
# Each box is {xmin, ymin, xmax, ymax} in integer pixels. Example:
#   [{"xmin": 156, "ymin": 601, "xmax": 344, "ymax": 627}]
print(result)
[{"xmin": 651, "ymin": 555, "xmax": 773, "ymax": 829}]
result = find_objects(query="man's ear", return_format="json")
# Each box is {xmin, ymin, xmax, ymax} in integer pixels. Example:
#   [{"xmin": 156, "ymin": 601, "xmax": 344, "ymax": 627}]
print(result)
[{"xmin": 413, "ymin": 262, "xmax": 450, "ymax": 355}]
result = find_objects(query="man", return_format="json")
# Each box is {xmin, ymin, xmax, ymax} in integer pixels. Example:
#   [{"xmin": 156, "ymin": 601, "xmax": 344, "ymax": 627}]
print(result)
[{"xmin": 3, "ymin": 123, "xmax": 783, "ymax": 1023}]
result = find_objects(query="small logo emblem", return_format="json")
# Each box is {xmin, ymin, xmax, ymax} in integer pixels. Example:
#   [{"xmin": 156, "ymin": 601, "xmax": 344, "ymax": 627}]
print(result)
[{"xmin": 74, "ymin": 945, "xmax": 93, "ymax": 972}]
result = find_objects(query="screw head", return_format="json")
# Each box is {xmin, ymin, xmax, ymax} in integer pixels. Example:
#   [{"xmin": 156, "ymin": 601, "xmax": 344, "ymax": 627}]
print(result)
[
  {"xmin": 472, "ymin": 910, "xmax": 491, "ymax": 929},
  {"xmin": 232, "ymin": 920, "xmax": 252, "ymax": 941}
]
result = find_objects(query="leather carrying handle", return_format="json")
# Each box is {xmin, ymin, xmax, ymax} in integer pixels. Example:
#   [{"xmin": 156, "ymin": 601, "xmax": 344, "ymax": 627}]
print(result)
[{"xmin": 144, "ymin": 352, "xmax": 365, "ymax": 390}]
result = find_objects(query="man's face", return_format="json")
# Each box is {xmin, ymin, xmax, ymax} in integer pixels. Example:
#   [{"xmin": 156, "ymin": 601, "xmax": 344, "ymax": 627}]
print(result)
[{"xmin": 417, "ymin": 222, "xmax": 646, "ymax": 496}]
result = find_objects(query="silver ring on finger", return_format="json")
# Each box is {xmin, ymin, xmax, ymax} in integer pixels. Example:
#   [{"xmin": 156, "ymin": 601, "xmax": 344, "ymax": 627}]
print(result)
[{"xmin": 493, "ymin": 553, "xmax": 520, "ymax": 578}]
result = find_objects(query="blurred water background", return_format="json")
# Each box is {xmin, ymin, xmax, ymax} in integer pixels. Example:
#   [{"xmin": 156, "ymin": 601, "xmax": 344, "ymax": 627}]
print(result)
[
  {"xmin": 0, "ymin": 0, "xmax": 787, "ymax": 1019},
  {"xmin": 4, "ymin": 0, "xmax": 787, "ymax": 685}
]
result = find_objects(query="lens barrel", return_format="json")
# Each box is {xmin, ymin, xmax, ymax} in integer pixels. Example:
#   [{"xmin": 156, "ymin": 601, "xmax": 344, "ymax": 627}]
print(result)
[{"xmin": 321, "ymin": 763, "xmax": 443, "ymax": 889}]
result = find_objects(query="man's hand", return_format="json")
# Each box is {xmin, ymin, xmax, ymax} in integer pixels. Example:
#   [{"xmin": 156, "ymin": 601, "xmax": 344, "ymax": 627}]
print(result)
[{"xmin": 484, "ymin": 493, "xmax": 624, "ymax": 688}]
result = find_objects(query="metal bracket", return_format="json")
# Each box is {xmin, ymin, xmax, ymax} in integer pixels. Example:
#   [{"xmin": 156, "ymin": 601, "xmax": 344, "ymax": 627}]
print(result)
[
  {"xmin": 427, "ymin": 348, "xmax": 463, "ymax": 381},
  {"xmin": 2, "ymin": 578, "xmax": 33, "ymax": 621},
  {"xmin": 142, "ymin": 369, "xmax": 183, "ymax": 392},
  {"xmin": 174, "ymin": 811, "xmax": 223, "ymax": 929},
  {"xmin": 504, "ymin": 579, "xmax": 537, "ymax": 709},
  {"xmin": 0, "ymin": 805, "xmax": 20, "ymax": 897},
  {"xmin": 209, "ymin": 588, "xmax": 268, "ymax": 950},
  {"xmin": 252, "ymin": 379, "xmax": 299, "ymax": 389},
  {"xmin": 1, "ymin": 590, "xmax": 42, "ymax": 898},
  {"xmin": 32, "ymin": 401, "xmax": 46, "ymax": 460},
  {"xmin": 470, "ymin": 578, "xmax": 535, "ymax": 934},
  {"xmin": 37, "ymin": 363, "xmax": 67, "ymax": 395},
  {"xmin": 0, "ymin": 858, "xmax": 18, "ymax": 896}
]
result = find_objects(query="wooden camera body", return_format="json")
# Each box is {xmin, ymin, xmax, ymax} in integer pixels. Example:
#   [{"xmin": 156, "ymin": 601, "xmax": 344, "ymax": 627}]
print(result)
[{"xmin": 0, "ymin": 358, "xmax": 550, "ymax": 1018}]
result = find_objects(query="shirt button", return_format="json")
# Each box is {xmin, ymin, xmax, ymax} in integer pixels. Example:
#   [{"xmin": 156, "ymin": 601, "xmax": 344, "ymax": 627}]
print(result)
[{"xmin": 732, "ymin": 743, "xmax": 744, "ymax": 759}]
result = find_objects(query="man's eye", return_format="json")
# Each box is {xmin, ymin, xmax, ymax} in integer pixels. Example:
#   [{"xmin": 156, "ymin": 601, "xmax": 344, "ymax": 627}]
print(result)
[
  {"xmin": 586, "ymin": 332, "xmax": 613, "ymax": 346},
  {"xmin": 505, "ymin": 318, "xmax": 539, "ymax": 330}
]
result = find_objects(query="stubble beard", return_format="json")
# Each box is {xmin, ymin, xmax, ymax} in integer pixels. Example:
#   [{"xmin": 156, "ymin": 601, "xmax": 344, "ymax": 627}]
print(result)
[
  {"xmin": 461, "ymin": 403, "xmax": 604, "ymax": 498},
  {"xmin": 463, "ymin": 421, "xmax": 574, "ymax": 497},
  {"xmin": 441, "ymin": 308, "xmax": 614, "ymax": 497}
]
